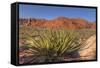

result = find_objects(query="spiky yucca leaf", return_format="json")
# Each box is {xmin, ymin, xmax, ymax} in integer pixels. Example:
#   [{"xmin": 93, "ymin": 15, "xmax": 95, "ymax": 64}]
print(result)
[{"xmin": 24, "ymin": 28, "xmax": 84, "ymax": 63}]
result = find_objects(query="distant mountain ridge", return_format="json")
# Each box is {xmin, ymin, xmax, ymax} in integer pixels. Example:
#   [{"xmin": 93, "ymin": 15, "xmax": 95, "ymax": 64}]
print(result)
[{"xmin": 19, "ymin": 17, "xmax": 96, "ymax": 29}]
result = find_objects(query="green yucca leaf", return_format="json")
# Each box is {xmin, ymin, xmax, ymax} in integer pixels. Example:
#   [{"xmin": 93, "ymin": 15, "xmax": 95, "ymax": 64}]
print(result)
[{"xmin": 22, "ymin": 28, "xmax": 86, "ymax": 63}]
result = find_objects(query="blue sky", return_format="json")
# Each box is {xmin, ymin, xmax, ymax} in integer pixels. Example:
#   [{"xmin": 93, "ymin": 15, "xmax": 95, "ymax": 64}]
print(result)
[{"xmin": 19, "ymin": 4, "xmax": 96, "ymax": 22}]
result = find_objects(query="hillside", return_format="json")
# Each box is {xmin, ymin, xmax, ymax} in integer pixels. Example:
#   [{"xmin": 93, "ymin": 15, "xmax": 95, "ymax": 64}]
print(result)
[{"xmin": 19, "ymin": 17, "xmax": 96, "ymax": 29}]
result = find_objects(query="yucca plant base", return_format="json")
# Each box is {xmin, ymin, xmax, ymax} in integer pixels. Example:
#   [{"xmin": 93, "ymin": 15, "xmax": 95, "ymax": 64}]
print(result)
[
  {"xmin": 19, "ymin": 50, "xmax": 80, "ymax": 64},
  {"xmin": 19, "ymin": 28, "xmax": 87, "ymax": 64}
]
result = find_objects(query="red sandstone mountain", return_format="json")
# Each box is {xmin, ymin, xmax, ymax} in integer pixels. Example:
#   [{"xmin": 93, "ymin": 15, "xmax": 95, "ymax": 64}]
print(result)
[{"xmin": 19, "ymin": 17, "xmax": 96, "ymax": 29}]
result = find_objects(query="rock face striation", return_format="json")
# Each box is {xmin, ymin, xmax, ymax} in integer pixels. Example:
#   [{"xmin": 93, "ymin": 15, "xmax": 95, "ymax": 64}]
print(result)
[
  {"xmin": 79, "ymin": 35, "xmax": 96, "ymax": 60},
  {"xmin": 19, "ymin": 17, "xmax": 96, "ymax": 29}
]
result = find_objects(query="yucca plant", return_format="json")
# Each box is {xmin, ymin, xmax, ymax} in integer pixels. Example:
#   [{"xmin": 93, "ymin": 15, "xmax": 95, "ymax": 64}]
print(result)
[{"xmin": 21, "ymin": 28, "xmax": 85, "ymax": 63}]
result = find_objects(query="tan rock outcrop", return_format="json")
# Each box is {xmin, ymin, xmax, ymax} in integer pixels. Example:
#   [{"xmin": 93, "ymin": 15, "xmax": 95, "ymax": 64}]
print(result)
[{"xmin": 79, "ymin": 35, "xmax": 96, "ymax": 60}]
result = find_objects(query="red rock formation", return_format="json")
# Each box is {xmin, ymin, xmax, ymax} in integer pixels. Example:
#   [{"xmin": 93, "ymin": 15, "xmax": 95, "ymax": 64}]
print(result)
[{"xmin": 19, "ymin": 17, "xmax": 96, "ymax": 29}]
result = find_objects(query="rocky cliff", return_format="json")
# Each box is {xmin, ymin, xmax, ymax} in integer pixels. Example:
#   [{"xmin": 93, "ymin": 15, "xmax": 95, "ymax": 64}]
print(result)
[{"xmin": 19, "ymin": 17, "xmax": 96, "ymax": 29}]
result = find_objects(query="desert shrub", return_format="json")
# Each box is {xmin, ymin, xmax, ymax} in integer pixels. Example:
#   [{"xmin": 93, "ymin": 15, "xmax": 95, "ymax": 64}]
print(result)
[{"xmin": 22, "ymin": 28, "xmax": 85, "ymax": 63}]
